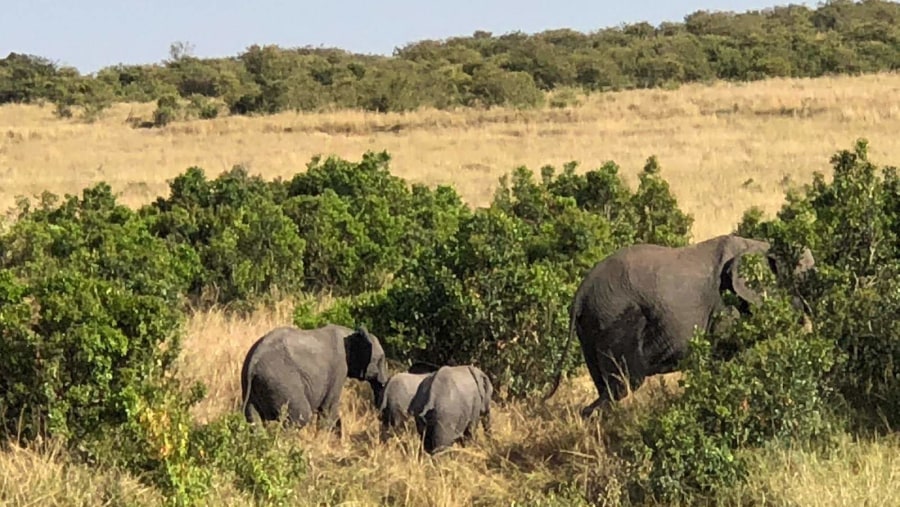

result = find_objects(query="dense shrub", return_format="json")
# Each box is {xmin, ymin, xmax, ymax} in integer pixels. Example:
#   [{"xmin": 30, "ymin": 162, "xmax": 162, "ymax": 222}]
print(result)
[
  {"xmin": 0, "ymin": 182, "xmax": 309, "ymax": 505},
  {"xmin": 189, "ymin": 413, "xmax": 307, "ymax": 505},
  {"xmin": 736, "ymin": 139, "xmax": 900, "ymax": 430},
  {"xmin": 143, "ymin": 165, "xmax": 305, "ymax": 309},
  {"xmin": 613, "ymin": 139, "xmax": 900, "ymax": 504},
  {"xmin": 621, "ymin": 269, "xmax": 841, "ymax": 504},
  {"xmin": 0, "ymin": 184, "xmax": 198, "ymax": 444},
  {"xmin": 152, "ymin": 94, "xmax": 181, "ymax": 127},
  {"xmin": 351, "ymin": 158, "xmax": 692, "ymax": 398},
  {"xmin": 284, "ymin": 152, "xmax": 414, "ymax": 295}
]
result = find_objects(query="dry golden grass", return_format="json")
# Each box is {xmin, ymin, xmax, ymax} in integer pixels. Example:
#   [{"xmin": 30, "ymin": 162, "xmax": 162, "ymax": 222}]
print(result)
[
  {"xmin": 0, "ymin": 439, "xmax": 162, "ymax": 506},
  {"xmin": 743, "ymin": 433, "xmax": 900, "ymax": 507},
  {"xmin": 2, "ymin": 72, "xmax": 900, "ymax": 240},
  {"xmin": 2, "ymin": 72, "xmax": 900, "ymax": 505}
]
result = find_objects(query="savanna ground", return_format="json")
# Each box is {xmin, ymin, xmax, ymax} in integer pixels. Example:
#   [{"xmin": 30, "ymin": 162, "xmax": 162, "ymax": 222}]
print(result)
[{"xmin": 2, "ymin": 72, "xmax": 900, "ymax": 506}]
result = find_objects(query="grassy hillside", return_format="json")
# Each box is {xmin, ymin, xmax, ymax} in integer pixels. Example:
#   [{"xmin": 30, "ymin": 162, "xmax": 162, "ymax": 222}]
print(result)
[{"xmin": 2, "ymin": 70, "xmax": 900, "ymax": 506}]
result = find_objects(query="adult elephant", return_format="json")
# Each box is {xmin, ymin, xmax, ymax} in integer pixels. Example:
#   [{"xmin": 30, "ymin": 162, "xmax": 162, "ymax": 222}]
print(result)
[
  {"xmin": 240, "ymin": 324, "xmax": 388, "ymax": 434},
  {"xmin": 544, "ymin": 234, "xmax": 815, "ymax": 419}
]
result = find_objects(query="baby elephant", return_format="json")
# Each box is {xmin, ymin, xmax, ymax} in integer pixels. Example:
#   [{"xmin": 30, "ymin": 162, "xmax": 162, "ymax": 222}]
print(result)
[
  {"xmin": 408, "ymin": 364, "xmax": 493, "ymax": 455},
  {"xmin": 379, "ymin": 370, "xmax": 435, "ymax": 440}
]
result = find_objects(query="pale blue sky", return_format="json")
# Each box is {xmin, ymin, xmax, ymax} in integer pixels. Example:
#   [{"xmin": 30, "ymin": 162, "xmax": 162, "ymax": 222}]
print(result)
[{"xmin": 3, "ymin": 0, "xmax": 818, "ymax": 74}]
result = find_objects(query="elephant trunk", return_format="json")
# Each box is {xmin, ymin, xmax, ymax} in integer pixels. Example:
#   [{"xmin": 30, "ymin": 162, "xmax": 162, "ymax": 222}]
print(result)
[
  {"xmin": 369, "ymin": 379, "xmax": 385, "ymax": 408},
  {"xmin": 790, "ymin": 294, "xmax": 812, "ymax": 316}
]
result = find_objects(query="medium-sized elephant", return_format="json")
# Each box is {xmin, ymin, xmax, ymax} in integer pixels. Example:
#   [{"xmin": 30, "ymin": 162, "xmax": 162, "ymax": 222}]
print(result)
[
  {"xmin": 379, "ymin": 370, "xmax": 436, "ymax": 440},
  {"xmin": 240, "ymin": 324, "xmax": 388, "ymax": 435},
  {"xmin": 408, "ymin": 365, "xmax": 493, "ymax": 455},
  {"xmin": 544, "ymin": 234, "xmax": 816, "ymax": 419}
]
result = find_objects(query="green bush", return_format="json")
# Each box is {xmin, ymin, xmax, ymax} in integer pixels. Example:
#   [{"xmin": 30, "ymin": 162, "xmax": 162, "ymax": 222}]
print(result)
[
  {"xmin": 285, "ymin": 151, "xmax": 469, "ymax": 296},
  {"xmin": 0, "ymin": 184, "xmax": 198, "ymax": 444},
  {"xmin": 622, "ymin": 259, "xmax": 840, "ymax": 504},
  {"xmin": 190, "ymin": 413, "xmax": 307, "ymax": 505},
  {"xmin": 185, "ymin": 94, "xmax": 219, "ymax": 120},
  {"xmin": 736, "ymin": 139, "xmax": 900, "ymax": 430},
  {"xmin": 282, "ymin": 190, "xmax": 379, "ymax": 294},
  {"xmin": 467, "ymin": 63, "xmax": 545, "ymax": 108},
  {"xmin": 351, "ymin": 158, "xmax": 692, "ymax": 398},
  {"xmin": 0, "ymin": 181, "xmax": 308, "ymax": 505},
  {"xmin": 141, "ymin": 152, "xmax": 470, "ymax": 308},
  {"xmin": 143, "ymin": 165, "xmax": 304, "ymax": 309},
  {"xmin": 95, "ymin": 391, "xmax": 307, "ymax": 506},
  {"xmin": 617, "ymin": 139, "xmax": 900, "ymax": 504},
  {"xmin": 153, "ymin": 94, "xmax": 181, "ymax": 127}
]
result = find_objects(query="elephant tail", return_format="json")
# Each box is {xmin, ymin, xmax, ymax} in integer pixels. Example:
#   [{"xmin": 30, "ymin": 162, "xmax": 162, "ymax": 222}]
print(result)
[
  {"xmin": 240, "ymin": 373, "xmax": 256, "ymax": 422},
  {"xmin": 240, "ymin": 335, "xmax": 267, "ymax": 423},
  {"xmin": 543, "ymin": 296, "xmax": 579, "ymax": 401}
]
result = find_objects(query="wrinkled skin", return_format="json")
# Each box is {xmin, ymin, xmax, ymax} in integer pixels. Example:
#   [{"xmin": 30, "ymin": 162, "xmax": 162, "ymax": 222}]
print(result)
[
  {"xmin": 379, "ymin": 371, "xmax": 435, "ymax": 441},
  {"xmin": 240, "ymin": 324, "xmax": 388, "ymax": 435},
  {"xmin": 408, "ymin": 365, "xmax": 493, "ymax": 455},
  {"xmin": 544, "ymin": 234, "xmax": 815, "ymax": 419}
]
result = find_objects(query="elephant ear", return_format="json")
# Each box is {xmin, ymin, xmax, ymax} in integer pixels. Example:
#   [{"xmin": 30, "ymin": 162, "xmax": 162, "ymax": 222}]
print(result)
[
  {"xmin": 408, "ymin": 361, "xmax": 440, "ymax": 374},
  {"xmin": 721, "ymin": 255, "xmax": 760, "ymax": 313},
  {"xmin": 479, "ymin": 371, "xmax": 493, "ymax": 415},
  {"xmin": 468, "ymin": 366, "xmax": 492, "ymax": 415},
  {"xmin": 719, "ymin": 238, "xmax": 772, "ymax": 312},
  {"xmin": 794, "ymin": 246, "xmax": 816, "ymax": 276},
  {"xmin": 345, "ymin": 328, "xmax": 374, "ymax": 380}
]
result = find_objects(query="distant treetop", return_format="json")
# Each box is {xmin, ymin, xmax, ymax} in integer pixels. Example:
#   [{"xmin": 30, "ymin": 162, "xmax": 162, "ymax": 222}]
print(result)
[{"xmin": 1, "ymin": 0, "xmax": 897, "ymax": 119}]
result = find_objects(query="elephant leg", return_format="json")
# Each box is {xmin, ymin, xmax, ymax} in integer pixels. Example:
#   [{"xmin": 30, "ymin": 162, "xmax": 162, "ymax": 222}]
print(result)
[
  {"xmin": 413, "ymin": 414, "xmax": 435, "ymax": 454},
  {"xmin": 583, "ymin": 307, "xmax": 658, "ymax": 419},
  {"xmin": 581, "ymin": 345, "xmax": 645, "ymax": 419},
  {"xmin": 420, "ymin": 412, "xmax": 455, "ymax": 455},
  {"xmin": 381, "ymin": 408, "xmax": 403, "ymax": 442},
  {"xmin": 285, "ymin": 396, "xmax": 314, "ymax": 428},
  {"xmin": 252, "ymin": 381, "xmax": 312, "ymax": 426},
  {"xmin": 317, "ymin": 387, "xmax": 344, "ymax": 437},
  {"xmin": 316, "ymin": 407, "xmax": 342, "ymax": 437},
  {"xmin": 243, "ymin": 398, "xmax": 262, "ymax": 424},
  {"xmin": 427, "ymin": 421, "xmax": 455, "ymax": 455},
  {"xmin": 422, "ymin": 422, "xmax": 437, "ymax": 454},
  {"xmin": 379, "ymin": 410, "xmax": 391, "ymax": 442},
  {"xmin": 579, "ymin": 337, "xmax": 622, "ymax": 419},
  {"xmin": 462, "ymin": 421, "xmax": 475, "ymax": 442}
]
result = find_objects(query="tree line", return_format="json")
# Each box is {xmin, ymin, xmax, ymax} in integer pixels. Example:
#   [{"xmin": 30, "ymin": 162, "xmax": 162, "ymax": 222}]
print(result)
[{"xmin": 1, "ymin": 0, "xmax": 898, "ymax": 123}]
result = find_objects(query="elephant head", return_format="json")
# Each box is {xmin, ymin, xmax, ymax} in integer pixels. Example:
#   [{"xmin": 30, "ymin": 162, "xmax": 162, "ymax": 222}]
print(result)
[
  {"xmin": 407, "ymin": 360, "xmax": 441, "ymax": 374},
  {"xmin": 345, "ymin": 326, "xmax": 389, "ymax": 405},
  {"xmin": 717, "ymin": 235, "xmax": 815, "ymax": 319},
  {"xmin": 467, "ymin": 366, "xmax": 493, "ymax": 413},
  {"xmin": 470, "ymin": 366, "xmax": 493, "ymax": 432}
]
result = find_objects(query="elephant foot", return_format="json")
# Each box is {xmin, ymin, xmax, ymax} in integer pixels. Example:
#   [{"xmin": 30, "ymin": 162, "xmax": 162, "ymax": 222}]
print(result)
[
  {"xmin": 580, "ymin": 405, "xmax": 596, "ymax": 419},
  {"xmin": 580, "ymin": 397, "xmax": 609, "ymax": 419}
]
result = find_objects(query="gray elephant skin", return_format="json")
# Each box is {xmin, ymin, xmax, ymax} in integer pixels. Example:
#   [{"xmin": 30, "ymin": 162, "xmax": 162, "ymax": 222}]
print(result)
[
  {"xmin": 545, "ymin": 234, "xmax": 815, "ymax": 419},
  {"xmin": 408, "ymin": 365, "xmax": 493, "ymax": 455},
  {"xmin": 379, "ymin": 370, "xmax": 435, "ymax": 440},
  {"xmin": 240, "ymin": 324, "xmax": 388, "ymax": 434}
]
